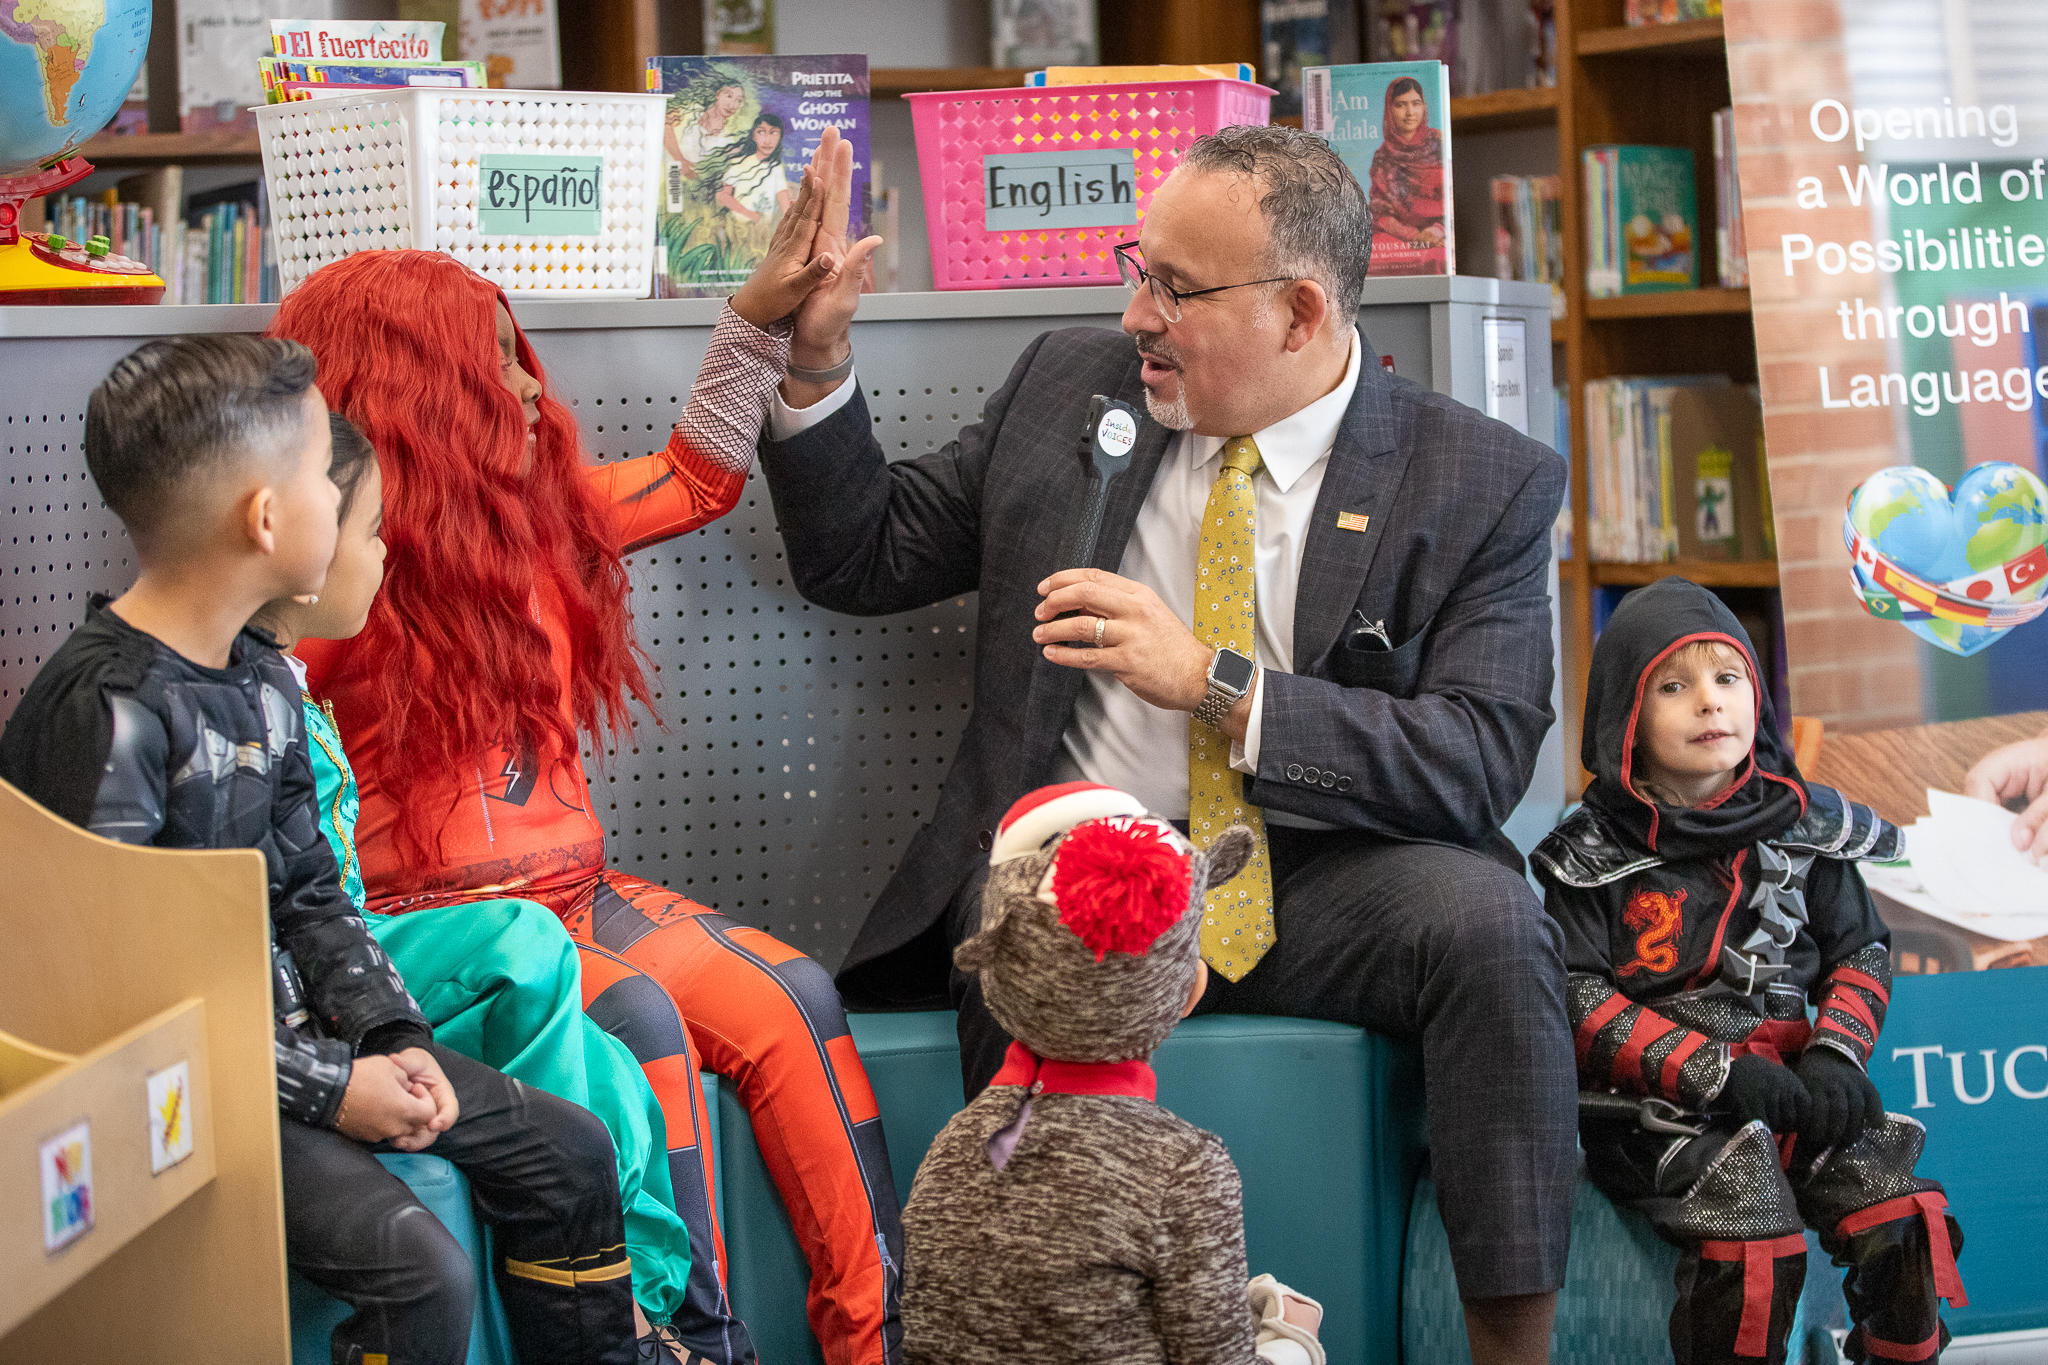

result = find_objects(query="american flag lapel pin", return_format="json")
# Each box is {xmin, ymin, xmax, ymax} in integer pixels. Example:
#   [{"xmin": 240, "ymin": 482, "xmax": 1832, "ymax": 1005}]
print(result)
[{"xmin": 1336, "ymin": 511, "xmax": 1371, "ymax": 533}]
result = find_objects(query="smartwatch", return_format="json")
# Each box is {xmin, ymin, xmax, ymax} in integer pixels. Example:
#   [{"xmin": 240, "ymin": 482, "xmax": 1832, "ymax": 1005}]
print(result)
[{"xmin": 1193, "ymin": 647, "xmax": 1256, "ymax": 728}]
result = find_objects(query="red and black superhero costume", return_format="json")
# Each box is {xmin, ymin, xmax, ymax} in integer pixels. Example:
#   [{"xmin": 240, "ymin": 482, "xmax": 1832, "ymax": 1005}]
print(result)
[{"xmin": 1533, "ymin": 578, "xmax": 1965, "ymax": 1365}]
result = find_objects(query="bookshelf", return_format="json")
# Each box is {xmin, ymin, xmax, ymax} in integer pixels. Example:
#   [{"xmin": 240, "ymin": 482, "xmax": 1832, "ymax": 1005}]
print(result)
[{"xmin": 1541, "ymin": 8, "xmax": 1767, "ymax": 787}]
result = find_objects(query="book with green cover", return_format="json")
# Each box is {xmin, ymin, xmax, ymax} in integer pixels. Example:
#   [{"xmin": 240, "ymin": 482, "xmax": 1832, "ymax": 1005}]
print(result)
[{"xmin": 1585, "ymin": 144, "xmax": 1696, "ymax": 295}]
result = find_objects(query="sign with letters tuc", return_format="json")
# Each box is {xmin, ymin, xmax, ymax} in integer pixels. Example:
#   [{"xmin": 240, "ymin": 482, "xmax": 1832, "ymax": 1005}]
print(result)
[
  {"xmin": 479, "ymin": 154, "xmax": 603, "ymax": 235},
  {"xmin": 982, "ymin": 149, "xmax": 1138, "ymax": 232}
]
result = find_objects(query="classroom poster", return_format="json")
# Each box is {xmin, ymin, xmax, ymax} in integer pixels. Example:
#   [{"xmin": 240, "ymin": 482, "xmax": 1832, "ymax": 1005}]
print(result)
[{"xmin": 1726, "ymin": 0, "xmax": 2048, "ymax": 1333}]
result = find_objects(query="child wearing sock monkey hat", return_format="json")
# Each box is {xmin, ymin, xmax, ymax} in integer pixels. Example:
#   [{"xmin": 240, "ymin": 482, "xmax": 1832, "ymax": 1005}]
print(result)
[{"xmin": 899, "ymin": 782, "xmax": 1326, "ymax": 1365}]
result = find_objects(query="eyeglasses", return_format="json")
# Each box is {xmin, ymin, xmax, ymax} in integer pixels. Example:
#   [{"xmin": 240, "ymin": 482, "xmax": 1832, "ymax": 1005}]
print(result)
[{"xmin": 1113, "ymin": 242, "xmax": 1296, "ymax": 324}]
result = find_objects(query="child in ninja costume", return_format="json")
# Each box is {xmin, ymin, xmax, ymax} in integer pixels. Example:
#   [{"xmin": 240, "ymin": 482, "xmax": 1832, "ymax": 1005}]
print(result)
[
  {"xmin": 901, "ymin": 782, "xmax": 1327, "ymax": 1365},
  {"xmin": 1532, "ymin": 578, "xmax": 1966, "ymax": 1365}
]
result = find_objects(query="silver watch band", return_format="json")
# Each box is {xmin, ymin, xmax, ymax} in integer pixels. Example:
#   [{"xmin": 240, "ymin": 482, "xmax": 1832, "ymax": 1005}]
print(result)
[{"xmin": 1193, "ymin": 667, "xmax": 1252, "ymax": 729}]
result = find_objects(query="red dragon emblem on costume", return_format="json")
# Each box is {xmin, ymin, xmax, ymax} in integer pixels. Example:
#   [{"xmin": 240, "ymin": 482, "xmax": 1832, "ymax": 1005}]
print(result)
[{"xmin": 1616, "ymin": 886, "xmax": 1687, "ymax": 977}]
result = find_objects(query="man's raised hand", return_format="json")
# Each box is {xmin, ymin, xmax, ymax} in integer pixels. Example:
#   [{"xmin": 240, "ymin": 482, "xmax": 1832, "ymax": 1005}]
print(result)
[{"xmin": 782, "ymin": 127, "xmax": 883, "ymax": 407}]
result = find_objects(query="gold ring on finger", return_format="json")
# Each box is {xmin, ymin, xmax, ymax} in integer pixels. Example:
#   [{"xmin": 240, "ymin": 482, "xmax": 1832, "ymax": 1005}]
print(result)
[{"xmin": 1094, "ymin": 616, "xmax": 1107, "ymax": 647}]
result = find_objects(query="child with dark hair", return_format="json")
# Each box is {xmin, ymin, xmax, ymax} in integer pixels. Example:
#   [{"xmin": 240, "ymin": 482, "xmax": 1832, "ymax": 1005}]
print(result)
[
  {"xmin": 1532, "ymin": 577, "xmax": 1966, "ymax": 1365},
  {"xmin": 252, "ymin": 412, "xmax": 701, "ymax": 1358},
  {"xmin": 715, "ymin": 112, "xmax": 793, "ymax": 223},
  {"xmin": 0, "ymin": 339, "xmax": 643, "ymax": 1365}
]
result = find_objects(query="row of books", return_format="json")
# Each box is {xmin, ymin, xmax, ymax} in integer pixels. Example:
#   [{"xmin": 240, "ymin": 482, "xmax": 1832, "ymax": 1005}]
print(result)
[
  {"xmin": 1583, "ymin": 144, "xmax": 1698, "ymax": 297},
  {"xmin": 1491, "ymin": 174, "xmax": 1565, "ymax": 318},
  {"xmin": 175, "ymin": 6, "xmax": 558, "ymax": 135},
  {"xmin": 1583, "ymin": 376, "xmax": 1770, "ymax": 565},
  {"xmin": 38, "ymin": 188, "xmax": 276, "ymax": 306}
]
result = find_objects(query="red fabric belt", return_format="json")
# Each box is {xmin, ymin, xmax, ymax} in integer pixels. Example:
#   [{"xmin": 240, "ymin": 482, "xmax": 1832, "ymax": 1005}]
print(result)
[
  {"xmin": 1838, "ymin": 1192, "xmax": 1968, "ymax": 1307},
  {"xmin": 1860, "ymin": 1329, "xmax": 1943, "ymax": 1361},
  {"xmin": 989, "ymin": 1041, "xmax": 1158, "ymax": 1102},
  {"xmin": 1700, "ymin": 1234, "xmax": 1807, "ymax": 1356}
]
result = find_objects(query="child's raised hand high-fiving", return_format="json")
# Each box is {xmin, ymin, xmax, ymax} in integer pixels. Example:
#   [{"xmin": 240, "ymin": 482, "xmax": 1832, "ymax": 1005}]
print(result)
[{"xmin": 730, "ymin": 126, "xmax": 879, "ymax": 331}]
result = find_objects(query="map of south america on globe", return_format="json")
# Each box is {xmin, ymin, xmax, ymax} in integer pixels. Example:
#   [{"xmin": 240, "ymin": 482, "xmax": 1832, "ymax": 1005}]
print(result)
[
  {"xmin": 1, "ymin": 1, "xmax": 106, "ymax": 126},
  {"xmin": 0, "ymin": 0, "xmax": 148, "ymax": 178}
]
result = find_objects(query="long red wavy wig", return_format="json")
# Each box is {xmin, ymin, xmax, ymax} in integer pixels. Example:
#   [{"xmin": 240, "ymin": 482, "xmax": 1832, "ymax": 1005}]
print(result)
[{"xmin": 269, "ymin": 250, "xmax": 651, "ymax": 862}]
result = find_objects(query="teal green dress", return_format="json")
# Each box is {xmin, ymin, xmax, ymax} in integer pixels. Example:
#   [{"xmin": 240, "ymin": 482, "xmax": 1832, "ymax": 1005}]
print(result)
[{"xmin": 299, "ymin": 685, "xmax": 693, "ymax": 1320}]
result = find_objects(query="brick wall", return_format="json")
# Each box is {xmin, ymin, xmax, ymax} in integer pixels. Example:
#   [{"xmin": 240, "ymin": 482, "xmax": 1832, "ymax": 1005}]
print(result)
[{"xmin": 1726, "ymin": 0, "xmax": 1925, "ymax": 732}]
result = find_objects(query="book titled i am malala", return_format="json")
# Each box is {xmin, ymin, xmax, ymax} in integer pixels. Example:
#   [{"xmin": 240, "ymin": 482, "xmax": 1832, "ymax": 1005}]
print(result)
[
  {"xmin": 647, "ymin": 55, "xmax": 870, "ymax": 299},
  {"xmin": 1302, "ymin": 60, "xmax": 1453, "ymax": 276}
]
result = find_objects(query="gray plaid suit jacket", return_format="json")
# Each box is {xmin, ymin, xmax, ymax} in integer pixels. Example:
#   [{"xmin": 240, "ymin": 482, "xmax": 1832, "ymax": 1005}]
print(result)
[{"xmin": 758, "ymin": 327, "xmax": 1566, "ymax": 1003}]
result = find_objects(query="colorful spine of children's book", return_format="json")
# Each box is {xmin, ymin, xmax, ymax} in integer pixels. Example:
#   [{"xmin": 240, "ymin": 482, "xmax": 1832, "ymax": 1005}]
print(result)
[
  {"xmin": 647, "ymin": 55, "xmax": 870, "ymax": 299},
  {"xmin": 1301, "ymin": 60, "xmax": 1454, "ymax": 277},
  {"xmin": 1712, "ymin": 107, "xmax": 1748, "ymax": 287},
  {"xmin": 1583, "ymin": 144, "xmax": 1695, "ymax": 296}
]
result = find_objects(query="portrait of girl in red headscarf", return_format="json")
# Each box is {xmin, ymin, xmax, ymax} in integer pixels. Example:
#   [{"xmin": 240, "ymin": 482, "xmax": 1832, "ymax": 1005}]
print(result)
[{"xmin": 1366, "ymin": 74, "xmax": 1450, "ymax": 276}]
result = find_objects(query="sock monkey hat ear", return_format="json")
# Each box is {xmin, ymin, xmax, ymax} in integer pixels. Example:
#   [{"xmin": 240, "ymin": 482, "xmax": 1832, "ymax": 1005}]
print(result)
[{"xmin": 990, "ymin": 781, "xmax": 1149, "ymax": 865}]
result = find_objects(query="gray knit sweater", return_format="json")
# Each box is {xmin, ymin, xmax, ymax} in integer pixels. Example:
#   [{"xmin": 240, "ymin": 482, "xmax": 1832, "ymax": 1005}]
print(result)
[{"xmin": 901, "ymin": 1083, "xmax": 1258, "ymax": 1364}]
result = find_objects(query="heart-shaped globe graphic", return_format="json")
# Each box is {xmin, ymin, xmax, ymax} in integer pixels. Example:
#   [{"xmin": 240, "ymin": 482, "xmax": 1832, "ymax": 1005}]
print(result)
[{"xmin": 1846, "ymin": 461, "xmax": 2048, "ymax": 656}]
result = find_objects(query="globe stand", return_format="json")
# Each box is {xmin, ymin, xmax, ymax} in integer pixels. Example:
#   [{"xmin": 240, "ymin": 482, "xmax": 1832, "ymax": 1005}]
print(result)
[
  {"xmin": 0, "ymin": 153, "xmax": 91, "ymax": 246},
  {"xmin": 0, "ymin": 152, "xmax": 167, "ymax": 304}
]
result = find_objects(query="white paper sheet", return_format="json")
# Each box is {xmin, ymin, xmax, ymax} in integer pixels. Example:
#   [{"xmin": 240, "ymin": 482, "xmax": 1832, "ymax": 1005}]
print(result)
[{"xmin": 1881, "ymin": 789, "xmax": 2048, "ymax": 942}]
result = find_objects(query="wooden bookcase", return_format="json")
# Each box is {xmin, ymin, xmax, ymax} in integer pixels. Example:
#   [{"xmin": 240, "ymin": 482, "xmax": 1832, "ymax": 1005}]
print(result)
[{"xmin": 1451, "ymin": 3, "xmax": 1770, "ymax": 789}]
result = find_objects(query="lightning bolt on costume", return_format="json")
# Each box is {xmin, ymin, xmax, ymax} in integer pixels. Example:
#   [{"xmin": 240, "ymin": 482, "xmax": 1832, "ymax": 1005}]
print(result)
[
  {"xmin": 1532, "ymin": 578, "xmax": 1965, "ymax": 1365},
  {"xmin": 274, "ymin": 250, "xmax": 903, "ymax": 1365}
]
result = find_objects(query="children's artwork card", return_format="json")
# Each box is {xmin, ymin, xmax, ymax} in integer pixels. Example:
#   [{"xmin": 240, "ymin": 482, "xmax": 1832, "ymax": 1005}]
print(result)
[
  {"xmin": 147, "ymin": 1060, "xmax": 195, "ymax": 1175},
  {"xmin": 39, "ymin": 1119, "xmax": 94, "ymax": 1252},
  {"xmin": 1302, "ymin": 60, "xmax": 1454, "ymax": 276},
  {"xmin": 646, "ymin": 56, "xmax": 870, "ymax": 299}
]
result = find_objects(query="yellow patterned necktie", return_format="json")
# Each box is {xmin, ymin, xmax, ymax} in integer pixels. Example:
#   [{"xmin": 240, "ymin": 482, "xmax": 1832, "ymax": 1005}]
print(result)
[{"xmin": 1190, "ymin": 436, "xmax": 1276, "ymax": 981}]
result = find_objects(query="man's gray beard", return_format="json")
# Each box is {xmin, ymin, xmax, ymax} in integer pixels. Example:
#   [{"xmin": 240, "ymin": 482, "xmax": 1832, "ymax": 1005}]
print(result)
[{"xmin": 1143, "ymin": 382, "xmax": 1193, "ymax": 431}]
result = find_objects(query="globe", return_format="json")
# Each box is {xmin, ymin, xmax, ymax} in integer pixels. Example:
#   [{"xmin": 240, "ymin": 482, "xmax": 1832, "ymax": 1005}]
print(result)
[
  {"xmin": 1848, "ymin": 461, "xmax": 2048, "ymax": 657},
  {"xmin": 0, "ymin": 0, "xmax": 153, "ymax": 182}
]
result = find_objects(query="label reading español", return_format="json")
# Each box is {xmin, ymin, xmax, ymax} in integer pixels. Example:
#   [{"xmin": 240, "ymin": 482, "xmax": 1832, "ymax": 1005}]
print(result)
[
  {"xmin": 479, "ymin": 155, "xmax": 603, "ymax": 236},
  {"xmin": 982, "ymin": 149, "xmax": 1138, "ymax": 232}
]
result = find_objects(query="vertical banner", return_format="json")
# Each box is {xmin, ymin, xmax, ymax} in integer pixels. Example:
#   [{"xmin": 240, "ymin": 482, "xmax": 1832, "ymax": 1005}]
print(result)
[{"xmin": 1727, "ymin": 0, "xmax": 2048, "ymax": 1332}]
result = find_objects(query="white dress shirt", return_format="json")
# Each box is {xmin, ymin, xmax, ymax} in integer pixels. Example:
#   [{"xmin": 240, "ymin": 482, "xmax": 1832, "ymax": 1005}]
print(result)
[{"xmin": 768, "ymin": 329, "xmax": 1363, "ymax": 826}]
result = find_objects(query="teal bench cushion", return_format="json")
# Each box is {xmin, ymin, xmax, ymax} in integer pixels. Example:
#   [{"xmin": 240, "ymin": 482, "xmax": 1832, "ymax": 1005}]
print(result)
[
  {"xmin": 288, "ymin": 1152, "xmax": 516, "ymax": 1365},
  {"xmin": 717, "ymin": 1010, "xmax": 1424, "ymax": 1365}
]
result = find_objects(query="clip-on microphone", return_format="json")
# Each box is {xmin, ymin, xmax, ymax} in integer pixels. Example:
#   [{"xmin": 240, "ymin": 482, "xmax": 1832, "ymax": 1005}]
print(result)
[{"xmin": 1051, "ymin": 395, "xmax": 1140, "ymax": 645}]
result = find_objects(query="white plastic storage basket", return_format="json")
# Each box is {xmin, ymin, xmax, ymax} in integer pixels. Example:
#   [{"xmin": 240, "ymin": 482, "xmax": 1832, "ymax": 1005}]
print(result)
[{"xmin": 257, "ymin": 88, "xmax": 665, "ymax": 299}]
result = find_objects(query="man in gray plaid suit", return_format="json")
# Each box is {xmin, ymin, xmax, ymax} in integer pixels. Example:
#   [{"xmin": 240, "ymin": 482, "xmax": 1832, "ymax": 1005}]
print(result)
[{"xmin": 758, "ymin": 125, "xmax": 1574, "ymax": 1362}]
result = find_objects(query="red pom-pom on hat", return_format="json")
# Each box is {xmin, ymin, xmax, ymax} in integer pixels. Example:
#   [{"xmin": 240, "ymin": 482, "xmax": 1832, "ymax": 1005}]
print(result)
[{"xmin": 1051, "ymin": 817, "xmax": 1193, "ymax": 961}]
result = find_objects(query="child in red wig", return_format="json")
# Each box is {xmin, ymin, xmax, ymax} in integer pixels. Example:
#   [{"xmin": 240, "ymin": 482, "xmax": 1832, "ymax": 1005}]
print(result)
[{"xmin": 274, "ymin": 132, "xmax": 902, "ymax": 1365}]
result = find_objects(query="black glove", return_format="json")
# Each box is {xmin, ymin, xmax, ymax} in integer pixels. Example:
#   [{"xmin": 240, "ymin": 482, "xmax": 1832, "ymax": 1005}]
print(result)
[
  {"xmin": 1717, "ymin": 1053, "xmax": 1812, "ymax": 1133},
  {"xmin": 1796, "ymin": 1045, "xmax": 1885, "ymax": 1150}
]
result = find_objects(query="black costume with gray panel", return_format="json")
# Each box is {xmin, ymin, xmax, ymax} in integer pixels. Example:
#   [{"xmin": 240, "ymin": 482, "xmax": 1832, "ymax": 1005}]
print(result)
[
  {"xmin": 0, "ymin": 601, "xmax": 638, "ymax": 1365},
  {"xmin": 1532, "ymin": 579, "xmax": 1966, "ymax": 1365}
]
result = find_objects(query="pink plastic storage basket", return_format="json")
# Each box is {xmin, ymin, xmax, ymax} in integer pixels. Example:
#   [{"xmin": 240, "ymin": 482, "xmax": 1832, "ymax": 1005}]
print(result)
[{"xmin": 906, "ymin": 79, "xmax": 1275, "ymax": 290}]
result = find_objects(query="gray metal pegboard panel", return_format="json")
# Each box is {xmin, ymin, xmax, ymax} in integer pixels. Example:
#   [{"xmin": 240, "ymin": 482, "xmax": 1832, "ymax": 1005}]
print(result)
[
  {"xmin": 534, "ymin": 306, "xmax": 1113, "ymax": 970},
  {"xmin": 0, "ymin": 300, "xmax": 1125, "ymax": 972}
]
